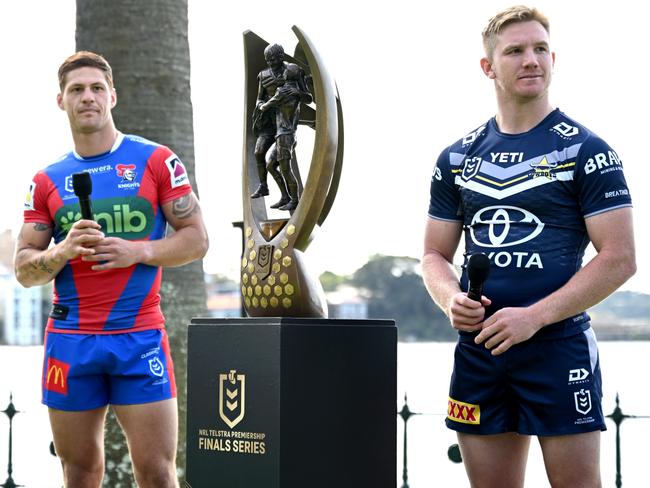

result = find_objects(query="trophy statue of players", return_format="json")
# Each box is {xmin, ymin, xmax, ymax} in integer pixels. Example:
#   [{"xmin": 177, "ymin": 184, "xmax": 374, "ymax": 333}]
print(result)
[{"xmin": 240, "ymin": 26, "xmax": 343, "ymax": 318}]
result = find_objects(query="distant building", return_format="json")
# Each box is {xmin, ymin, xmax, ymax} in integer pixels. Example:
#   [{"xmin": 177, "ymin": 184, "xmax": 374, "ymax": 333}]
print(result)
[
  {"xmin": 0, "ymin": 230, "xmax": 48, "ymax": 345},
  {"xmin": 206, "ymin": 291, "xmax": 242, "ymax": 318},
  {"xmin": 1, "ymin": 267, "xmax": 44, "ymax": 345},
  {"xmin": 326, "ymin": 286, "xmax": 368, "ymax": 319},
  {"xmin": 205, "ymin": 280, "xmax": 369, "ymax": 320}
]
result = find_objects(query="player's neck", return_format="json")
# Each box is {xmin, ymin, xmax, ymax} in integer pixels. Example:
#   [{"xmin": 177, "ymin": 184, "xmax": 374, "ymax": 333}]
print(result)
[
  {"xmin": 72, "ymin": 124, "xmax": 119, "ymax": 158},
  {"xmin": 495, "ymin": 95, "xmax": 554, "ymax": 134}
]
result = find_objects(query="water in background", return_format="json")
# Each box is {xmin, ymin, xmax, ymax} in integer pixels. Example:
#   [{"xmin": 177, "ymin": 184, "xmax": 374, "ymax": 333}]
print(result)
[
  {"xmin": 397, "ymin": 341, "xmax": 650, "ymax": 488},
  {"xmin": 1, "ymin": 341, "xmax": 649, "ymax": 487}
]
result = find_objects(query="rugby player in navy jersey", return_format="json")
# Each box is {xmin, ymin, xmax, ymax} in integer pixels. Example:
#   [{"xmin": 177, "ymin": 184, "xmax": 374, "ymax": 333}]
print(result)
[
  {"xmin": 423, "ymin": 6, "xmax": 635, "ymax": 487},
  {"xmin": 14, "ymin": 52, "xmax": 208, "ymax": 488}
]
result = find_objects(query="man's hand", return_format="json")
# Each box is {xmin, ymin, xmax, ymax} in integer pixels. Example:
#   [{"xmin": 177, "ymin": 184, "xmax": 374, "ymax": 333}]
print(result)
[
  {"xmin": 474, "ymin": 307, "xmax": 543, "ymax": 355},
  {"xmin": 277, "ymin": 85, "xmax": 298, "ymax": 98},
  {"xmin": 259, "ymin": 101, "xmax": 271, "ymax": 112},
  {"xmin": 448, "ymin": 292, "xmax": 492, "ymax": 332},
  {"xmin": 82, "ymin": 236, "xmax": 147, "ymax": 270},
  {"xmin": 59, "ymin": 219, "xmax": 104, "ymax": 261}
]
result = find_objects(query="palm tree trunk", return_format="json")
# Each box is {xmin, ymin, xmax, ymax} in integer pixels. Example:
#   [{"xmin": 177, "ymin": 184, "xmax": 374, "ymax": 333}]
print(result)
[{"xmin": 76, "ymin": 0, "xmax": 205, "ymax": 484}]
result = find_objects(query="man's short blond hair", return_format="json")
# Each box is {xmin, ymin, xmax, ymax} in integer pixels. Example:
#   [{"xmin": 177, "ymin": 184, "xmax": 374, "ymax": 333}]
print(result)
[{"xmin": 482, "ymin": 5, "xmax": 550, "ymax": 60}]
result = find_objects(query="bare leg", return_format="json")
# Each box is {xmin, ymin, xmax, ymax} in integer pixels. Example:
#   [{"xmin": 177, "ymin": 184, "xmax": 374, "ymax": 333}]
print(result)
[
  {"xmin": 251, "ymin": 136, "xmax": 273, "ymax": 198},
  {"xmin": 277, "ymin": 158, "xmax": 299, "ymax": 210},
  {"xmin": 49, "ymin": 406, "xmax": 108, "ymax": 488},
  {"xmin": 267, "ymin": 160, "xmax": 290, "ymax": 208},
  {"xmin": 457, "ymin": 432, "xmax": 530, "ymax": 488},
  {"xmin": 113, "ymin": 399, "xmax": 179, "ymax": 488},
  {"xmin": 539, "ymin": 431, "xmax": 601, "ymax": 488}
]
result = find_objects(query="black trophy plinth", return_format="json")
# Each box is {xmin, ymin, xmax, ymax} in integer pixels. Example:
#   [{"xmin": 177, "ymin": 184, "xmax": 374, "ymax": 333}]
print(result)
[{"xmin": 186, "ymin": 317, "xmax": 397, "ymax": 488}]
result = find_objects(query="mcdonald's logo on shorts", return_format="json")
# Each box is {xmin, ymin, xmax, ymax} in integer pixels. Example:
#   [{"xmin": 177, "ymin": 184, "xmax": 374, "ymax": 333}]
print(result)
[
  {"xmin": 45, "ymin": 358, "xmax": 70, "ymax": 395},
  {"xmin": 447, "ymin": 397, "xmax": 480, "ymax": 425}
]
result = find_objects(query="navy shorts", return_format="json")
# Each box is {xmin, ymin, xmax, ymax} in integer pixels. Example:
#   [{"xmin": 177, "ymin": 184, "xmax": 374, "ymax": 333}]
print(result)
[
  {"xmin": 42, "ymin": 329, "xmax": 176, "ymax": 411},
  {"xmin": 446, "ymin": 327, "xmax": 605, "ymax": 436}
]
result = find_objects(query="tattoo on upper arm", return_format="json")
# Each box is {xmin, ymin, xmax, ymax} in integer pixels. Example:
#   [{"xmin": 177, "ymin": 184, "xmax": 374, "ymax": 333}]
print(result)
[
  {"xmin": 33, "ymin": 223, "xmax": 52, "ymax": 231},
  {"xmin": 171, "ymin": 195, "xmax": 199, "ymax": 219}
]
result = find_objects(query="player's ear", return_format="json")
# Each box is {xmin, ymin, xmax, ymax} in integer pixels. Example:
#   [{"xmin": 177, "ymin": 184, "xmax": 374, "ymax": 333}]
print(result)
[
  {"xmin": 57, "ymin": 93, "xmax": 64, "ymax": 110},
  {"xmin": 480, "ymin": 57, "xmax": 496, "ymax": 79}
]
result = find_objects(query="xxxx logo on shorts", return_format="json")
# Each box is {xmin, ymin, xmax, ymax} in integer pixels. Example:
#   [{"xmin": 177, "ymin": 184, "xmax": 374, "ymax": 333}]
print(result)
[
  {"xmin": 448, "ymin": 397, "xmax": 480, "ymax": 425},
  {"xmin": 45, "ymin": 358, "xmax": 71, "ymax": 395}
]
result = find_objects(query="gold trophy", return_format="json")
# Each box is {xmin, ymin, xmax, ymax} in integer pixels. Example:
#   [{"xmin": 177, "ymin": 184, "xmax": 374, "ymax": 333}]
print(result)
[{"xmin": 241, "ymin": 26, "xmax": 343, "ymax": 318}]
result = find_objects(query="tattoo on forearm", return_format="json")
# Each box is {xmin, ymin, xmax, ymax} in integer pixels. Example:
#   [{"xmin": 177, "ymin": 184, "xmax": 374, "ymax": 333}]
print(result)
[
  {"xmin": 29, "ymin": 256, "xmax": 54, "ymax": 275},
  {"xmin": 172, "ymin": 195, "xmax": 199, "ymax": 219},
  {"xmin": 33, "ymin": 223, "xmax": 52, "ymax": 231}
]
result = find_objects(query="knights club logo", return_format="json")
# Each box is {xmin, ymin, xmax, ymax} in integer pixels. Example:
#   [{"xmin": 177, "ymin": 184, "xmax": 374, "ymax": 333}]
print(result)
[
  {"xmin": 219, "ymin": 370, "xmax": 246, "ymax": 429},
  {"xmin": 116, "ymin": 163, "xmax": 137, "ymax": 181}
]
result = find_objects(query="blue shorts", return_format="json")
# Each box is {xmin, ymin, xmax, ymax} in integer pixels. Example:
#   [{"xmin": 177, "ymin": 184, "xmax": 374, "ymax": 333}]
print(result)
[
  {"xmin": 446, "ymin": 327, "xmax": 605, "ymax": 436},
  {"xmin": 42, "ymin": 329, "xmax": 176, "ymax": 411}
]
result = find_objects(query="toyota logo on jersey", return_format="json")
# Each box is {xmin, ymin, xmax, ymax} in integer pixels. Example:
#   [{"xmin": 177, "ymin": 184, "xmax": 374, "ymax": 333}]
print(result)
[{"xmin": 470, "ymin": 206, "xmax": 544, "ymax": 248}]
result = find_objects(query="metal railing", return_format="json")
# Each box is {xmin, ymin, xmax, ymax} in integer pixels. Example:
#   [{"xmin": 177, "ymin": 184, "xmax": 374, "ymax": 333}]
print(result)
[
  {"xmin": 398, "ymin": 393, "xmax": 649, "ymax": 488},
  {"xmin": 1, "ymin": 394, "xmax": 20, "ymax": 488},
  {"xmin": 2, "ymin": 392, "xmax": 647, "ymax": 487}
]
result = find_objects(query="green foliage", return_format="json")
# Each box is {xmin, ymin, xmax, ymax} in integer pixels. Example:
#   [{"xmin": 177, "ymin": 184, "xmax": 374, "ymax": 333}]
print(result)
[
  {"xmin": 589, "ymin": 291, "xmax": 650, "ymax": 319},
  {"xmin": 320, "ymin": 270, "xmax": 348, "ymax": 292},
  {"xmin": 321, "ymin": 254, "xmax": 455, "ymax": 341}
]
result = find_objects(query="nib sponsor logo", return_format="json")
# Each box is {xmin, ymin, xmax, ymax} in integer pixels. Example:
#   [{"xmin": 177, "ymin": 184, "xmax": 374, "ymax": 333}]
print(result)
[
  {"xmin": 447, "ymin": 397, "xmax": 480, "ymax": 425},
  {"xmin": 55, "ymin": 197, "xmax": 154, "ymax": 239}
]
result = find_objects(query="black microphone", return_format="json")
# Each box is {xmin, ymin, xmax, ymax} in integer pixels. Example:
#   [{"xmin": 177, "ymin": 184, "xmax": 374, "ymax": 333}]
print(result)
[
  {"xmin": 466, "ymin": 253, "xmax": 490, "ymax": 302},
  {"xmin": 72, "ymin": 172, "xmax": 93, "ymax": 220}
]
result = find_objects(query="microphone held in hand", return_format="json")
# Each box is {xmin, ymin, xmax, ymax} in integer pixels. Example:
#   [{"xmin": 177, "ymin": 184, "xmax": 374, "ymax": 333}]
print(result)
[
  {"xmin": 72, "ymin": 172, "xmax": 94, "ymax": 220},
  {"xmin": 466, "ymin": 253, "xmax": 490, "ymax": 302}
]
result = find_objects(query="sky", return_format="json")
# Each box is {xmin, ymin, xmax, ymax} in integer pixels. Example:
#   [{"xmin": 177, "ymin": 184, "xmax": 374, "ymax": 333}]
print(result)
[{"xmin": 1, "ymin": 0, "xmax": 648, "ymax": 293}]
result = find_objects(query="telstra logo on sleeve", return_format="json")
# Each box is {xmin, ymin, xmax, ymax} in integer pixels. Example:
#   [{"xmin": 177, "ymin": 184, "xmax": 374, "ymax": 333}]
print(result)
[{"xmin": 55, "ymin": 197, "xmax": 154, "ymax": 239}]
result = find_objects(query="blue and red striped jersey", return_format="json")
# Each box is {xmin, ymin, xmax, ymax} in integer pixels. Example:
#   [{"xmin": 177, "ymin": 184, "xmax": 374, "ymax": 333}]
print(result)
[{"xmin": 24, "ymin": 133, "xmax": 192, "ymax": 333}]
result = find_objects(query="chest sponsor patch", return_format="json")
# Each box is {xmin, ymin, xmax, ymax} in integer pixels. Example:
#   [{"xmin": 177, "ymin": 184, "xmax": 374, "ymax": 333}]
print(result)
[{"xmin": 448, "ymin": 397, "xmax": 480, "ymax": 425}]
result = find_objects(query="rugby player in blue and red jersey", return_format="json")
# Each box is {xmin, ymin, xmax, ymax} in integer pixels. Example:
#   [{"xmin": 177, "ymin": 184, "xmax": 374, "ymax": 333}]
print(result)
[
  {"xmin": 423, "ymin": 6, "xmax": 635, "ymax": 488},
  {"xmin": 14, "ymin": 51, "xmax": 208, "ymax": 488}
]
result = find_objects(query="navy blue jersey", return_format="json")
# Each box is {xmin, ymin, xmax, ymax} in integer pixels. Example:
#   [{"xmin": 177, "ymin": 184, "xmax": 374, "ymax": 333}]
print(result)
[{"xmin": 428, "ymin": 109, "xmax": 632, "ymax": 339}]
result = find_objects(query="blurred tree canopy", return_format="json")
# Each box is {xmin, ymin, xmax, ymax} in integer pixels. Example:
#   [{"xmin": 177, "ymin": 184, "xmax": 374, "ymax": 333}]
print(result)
[{"xmin": 322, "ymin": 254, "xmax": 455, "ymax": 341}]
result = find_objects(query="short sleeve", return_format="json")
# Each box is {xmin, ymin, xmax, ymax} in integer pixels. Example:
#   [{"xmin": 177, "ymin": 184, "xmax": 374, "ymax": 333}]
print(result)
[
  {"xmin": 574, "ymin": 136, "xmax": 632, "ymax": 218},
  {"xmin": 428, "ymin": 147, "xmax": 463, "ymax": 222},
  {"xmin": 23, "ymin": 171, "xmax": 55, "ymax": 225},
  {"xmin": 150, "ymin": 146, "xmax": 193, "ymax": 205}
]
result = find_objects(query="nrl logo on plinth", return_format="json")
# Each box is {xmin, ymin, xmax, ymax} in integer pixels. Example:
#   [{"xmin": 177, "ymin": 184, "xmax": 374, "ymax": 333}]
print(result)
[{"xmin": 219, "ymin": 370, "xmax": 246, "ymax": 429}]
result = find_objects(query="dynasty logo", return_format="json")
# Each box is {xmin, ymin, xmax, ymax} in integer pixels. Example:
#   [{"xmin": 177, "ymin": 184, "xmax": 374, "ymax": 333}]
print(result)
[{"xmin": 219, "ymin": 370, "xmax": 246, "ymax": 429}]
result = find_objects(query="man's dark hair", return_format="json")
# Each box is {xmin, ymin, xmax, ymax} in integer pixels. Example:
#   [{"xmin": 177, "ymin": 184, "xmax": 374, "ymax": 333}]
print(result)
[{"xmin": 58, "ymin": 51, "xmax": 114, "ymax": 91}]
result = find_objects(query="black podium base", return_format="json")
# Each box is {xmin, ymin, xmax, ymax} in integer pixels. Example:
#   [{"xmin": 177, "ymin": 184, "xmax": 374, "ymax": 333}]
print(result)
[{"xmin": 186, "ymin": 317, "xmax": 397, "ymax": 488}]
